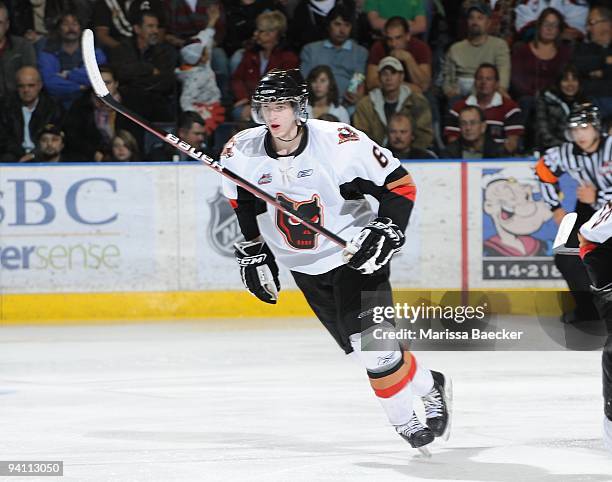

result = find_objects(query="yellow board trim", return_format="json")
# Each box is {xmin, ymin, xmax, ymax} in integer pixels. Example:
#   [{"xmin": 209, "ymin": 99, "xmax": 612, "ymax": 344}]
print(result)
[{"xmin": 0, "ymin": 289, "xmax": 570, "ymax": 325}]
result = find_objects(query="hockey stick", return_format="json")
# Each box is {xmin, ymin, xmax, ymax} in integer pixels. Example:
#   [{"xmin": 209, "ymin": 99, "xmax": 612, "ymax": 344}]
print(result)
[
  {"xmin": 80, "ymin": 29, "xmax": 347, "ymax": 248},
  {"xmin": 553, "ymin": 212, "xmax": 580, "ymax": 255}
]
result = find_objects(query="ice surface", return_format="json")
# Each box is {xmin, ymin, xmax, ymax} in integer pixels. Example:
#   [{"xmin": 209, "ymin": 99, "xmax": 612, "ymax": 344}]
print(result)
[{"xmin": 1, "ymin": 318, "xmax": 612, "ymax": 481}]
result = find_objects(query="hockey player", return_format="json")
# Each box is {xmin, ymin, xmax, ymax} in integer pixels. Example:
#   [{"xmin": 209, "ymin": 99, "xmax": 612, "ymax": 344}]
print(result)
[
  {"xmin": 578, "ymin": 201, "xmax": 612, "ymax": 452},
  {"xmin": 535, "ymin": 103, "xmax": 612, "ymax": 324},
  {"xmin": 221, "ymin": 69, "xmax": 451, "ymax": 452}
]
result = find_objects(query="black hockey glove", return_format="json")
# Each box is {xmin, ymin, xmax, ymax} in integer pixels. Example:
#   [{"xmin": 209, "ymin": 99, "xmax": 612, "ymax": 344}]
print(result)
[
  {"xmin": 234, "ymin": 240, "xmax": 281, "ymax": 304},
  {"xmin": 343, "ymin": 217, "xmax": 405, "ymax": 274}
]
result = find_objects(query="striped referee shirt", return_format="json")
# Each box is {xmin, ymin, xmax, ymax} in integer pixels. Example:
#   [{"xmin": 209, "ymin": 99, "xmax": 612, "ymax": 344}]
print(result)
[{"xmin": 536, "ymin": 135, "xmax": 612, "ymax": 211}]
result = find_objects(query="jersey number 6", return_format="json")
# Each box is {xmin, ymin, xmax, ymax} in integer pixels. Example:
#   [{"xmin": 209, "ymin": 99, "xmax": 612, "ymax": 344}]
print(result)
[{"xmin": 372, "ymin": 146, "xmax": 389, "ymax": 167}]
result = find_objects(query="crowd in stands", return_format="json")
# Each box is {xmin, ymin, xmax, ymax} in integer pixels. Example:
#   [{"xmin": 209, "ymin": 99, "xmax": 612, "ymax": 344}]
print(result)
[{"xmin": 0, "ymin": 0, "xmax": 610, "ymax": 163}]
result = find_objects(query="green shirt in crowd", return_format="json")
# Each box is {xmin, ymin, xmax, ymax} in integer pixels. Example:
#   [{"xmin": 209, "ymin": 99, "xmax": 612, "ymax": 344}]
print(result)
[{"xmin": 364, "ymin": 0, "xmax": 426, "ymax": 21}]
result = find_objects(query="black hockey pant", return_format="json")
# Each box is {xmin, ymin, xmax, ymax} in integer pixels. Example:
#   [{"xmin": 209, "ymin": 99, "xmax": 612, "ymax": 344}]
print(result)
[
  {"xmin": 582, "ymin": 237, "xmax": 612, "ymax": 420},
  {"xmin": 291, "ymin": 264, "xmax": 393, "ymax": 354}
]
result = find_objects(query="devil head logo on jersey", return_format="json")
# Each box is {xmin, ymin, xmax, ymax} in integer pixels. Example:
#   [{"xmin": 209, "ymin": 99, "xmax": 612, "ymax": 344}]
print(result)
[{"xmin": 276, "ymin": 193, "xmax": 323, "ymax": 250}]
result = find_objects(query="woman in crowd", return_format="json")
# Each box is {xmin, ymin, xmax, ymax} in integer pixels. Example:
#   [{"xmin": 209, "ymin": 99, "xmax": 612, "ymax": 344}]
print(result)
[
  {"xmin": 534, "ymin": 64, "xmax": 589, "ymax": 151},
  {"xmin": 511, "ymin": 8, "xmax": 572, "ymax": 110},
  {"xmin": 306, "ymin": 65, "xmax": 350, "ymax": 124},
  {"xmin": 230, "ymin": 10, "xmax": 299, "ymax": 121},
  {"xmin": 105, "ymin": 130, "xmax": 141, "ymax": 162}
]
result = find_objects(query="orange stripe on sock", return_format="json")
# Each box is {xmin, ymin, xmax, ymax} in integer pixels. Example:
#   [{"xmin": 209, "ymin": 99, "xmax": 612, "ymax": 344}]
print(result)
[
  {"xmin": 535, "ymin": 158, "xmax": 558, "ymax": 184},
  {"xmin": 372, "ymin": 352, "xmax": 417, "ymax": 399},
  {"xmin": 369, "ymin": 359, "xmax": 411, "ymax": 390},
  {"xmin": 229, "ymin": 199, "xmax": 238, "ymax": 209}
]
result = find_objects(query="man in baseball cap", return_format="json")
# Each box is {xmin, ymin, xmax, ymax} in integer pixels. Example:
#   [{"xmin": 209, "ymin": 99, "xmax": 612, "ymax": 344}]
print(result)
[
  {"xmin": 353, "ymin": 56, "xmax": 433, "ymax": 149},
  {"xmin": 465, "ymin": 2, "xmax": 492, "ymax": 17},
  {"xmin": 442, "ymin": 1, "xmax": 510, "ymax": 101},
  {"xmin": 377, "ymin": 55, "xmax": 405, "ymax": 74},
  {"xmin": 34, "ymin": 124, "xmax": 67, "ymax": 163}
]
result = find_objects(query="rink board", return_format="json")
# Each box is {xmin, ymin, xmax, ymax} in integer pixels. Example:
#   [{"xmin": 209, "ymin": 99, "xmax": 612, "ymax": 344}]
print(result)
[{"xmin": 0, "ymin": 160, "xmax": 576, "ymax": 323}]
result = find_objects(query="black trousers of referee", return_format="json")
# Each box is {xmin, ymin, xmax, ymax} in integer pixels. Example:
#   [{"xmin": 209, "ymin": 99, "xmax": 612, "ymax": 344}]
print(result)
[
  {"xmin": 582, "ymin": 237, "xmax": 612, "ymax": 421},
  {"xmin": 291, "ymin": 264, "xmax": 393, "ymax": 354},
  {"xmin": 555, "ymin": 201, "xmax": 600, "ymax": 321}
]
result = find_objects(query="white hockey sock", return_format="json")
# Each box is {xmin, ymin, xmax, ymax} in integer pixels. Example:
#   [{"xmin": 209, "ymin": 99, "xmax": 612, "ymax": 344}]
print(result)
[
  {"xmin": 410, "ymin": 359, "xmax": 434, "ymax": 397},
  {"xmin": 349, "ymin": 331, "xmax": 418, "ymax": 426}
]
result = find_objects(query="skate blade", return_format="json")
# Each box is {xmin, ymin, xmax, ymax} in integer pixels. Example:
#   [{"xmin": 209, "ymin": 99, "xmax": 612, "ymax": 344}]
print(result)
[
  {"xmin": 417, "ymin": 445, "xmax": 432, "ymax": 458},
  {"xmin": 441, "ymin": 376, "xmax": 453, "ymax": 442}
]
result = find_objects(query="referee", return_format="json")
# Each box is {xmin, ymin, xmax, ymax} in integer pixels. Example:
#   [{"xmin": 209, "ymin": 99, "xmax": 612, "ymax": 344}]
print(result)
[{"xmin": 536, "ymin": 103, "xmax": 612, "ymax": 323}]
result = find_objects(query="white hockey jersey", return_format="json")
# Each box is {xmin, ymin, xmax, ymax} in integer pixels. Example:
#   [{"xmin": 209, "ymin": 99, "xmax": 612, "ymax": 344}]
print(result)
[
  {"xmin": 220, "ymin": 119, "xmax": 402, "ymax": 275},
  {"xmin": 580, "ymin": 201, "xmax": 612, "ymax": 244}
]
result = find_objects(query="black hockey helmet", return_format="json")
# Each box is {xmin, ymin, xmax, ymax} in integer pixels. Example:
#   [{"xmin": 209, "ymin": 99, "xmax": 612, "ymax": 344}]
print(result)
[
  {"xmin": 251, "ymin": 69, "xmax": 309, "ymax": 124},
  {"xmin": 567, "ymin": 102, "xmax": 601, "ymax": 130}
]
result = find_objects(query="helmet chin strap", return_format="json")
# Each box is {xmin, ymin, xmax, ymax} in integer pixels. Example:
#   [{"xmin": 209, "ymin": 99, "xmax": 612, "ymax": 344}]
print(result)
[{"xmin": 275, "ymin": 123, "xmax": 302, "ymax": 143}]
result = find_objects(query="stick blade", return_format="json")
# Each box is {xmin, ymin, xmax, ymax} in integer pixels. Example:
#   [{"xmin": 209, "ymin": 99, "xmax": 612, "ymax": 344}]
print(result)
[
  {"xmin": 553, "ymin": 212, "xmax": 578, "ymax": 255},
  {"xmin": 81, "ymin": 29, "xmax": 109, "ymax": 97}
]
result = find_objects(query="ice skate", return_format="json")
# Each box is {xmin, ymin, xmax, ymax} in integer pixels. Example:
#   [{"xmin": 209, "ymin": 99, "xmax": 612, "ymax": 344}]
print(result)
[
  {"xmin": 395, "ymin": 412, "xmax": 435, "ymax": 456},
  {"xmin": 422, "ymin": 370, "xmax": 452, "ymax": 440}
]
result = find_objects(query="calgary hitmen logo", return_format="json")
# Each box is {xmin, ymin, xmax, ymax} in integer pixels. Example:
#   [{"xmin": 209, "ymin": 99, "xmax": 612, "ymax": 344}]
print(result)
[
  {"xmin": 207, "ymin": 189, "xmax": 243, "ymax": 257},
  {"xmin": 276, "ymin": 193, "xmax": 323, "ymax": 250}
]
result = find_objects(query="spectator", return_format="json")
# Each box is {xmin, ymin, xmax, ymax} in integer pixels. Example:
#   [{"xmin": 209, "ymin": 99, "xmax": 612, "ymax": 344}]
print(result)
[
  {"xmin": 176, "ymin": 13, "xmax": 222, "ymax": 113},
  {"xmin": 163, "ymin": 1, "xmax": 229, "ymax": 102},
  {"xmin": 232, "ymin": 10, "xmax": 298, "ymax": 121},
  {"xmin": 445, "ymin": 63, "xmax": 523, "ymax": 154},
  {"xmin": 289, "ymin": 0, "xmax": 349, "ymax": 50},
  {"xmin": 468, "ymin": 0, "xmax": 517, "ymax": 45},
  {"xmin": 93, "ymin": 0, "xmax": 167, "ymax": 51},
  {"xmin": 442, "ymin": 105, "xmax": 505, "ymax": 158},
  {"xmin": 365, "ymin": 16, "xmax": 431, "ymax": 92},
  {"xmin": 147, "ymin": 111, "xmax": 211, "ymax": 161},
  {"xmin": 387, "ymin": 112, "xmax": 437, "ymax": 159},
  {"xmin": 33, "ymin": 123, "xmax": 67, "ymax": 162},
  {"xmin": 63, "ymin": 65, "xmax": 144, "ymax": 161},
  {"xmin": 9, "ymin": 1, "xmax": 94, "ymax": 41},
  {"xmin": 0, "ymin": 1, "xmax": 36, "ymax": 100},
  {"xmin": 0, "ymin": 66, "xmax": 62, "ymax": 162},
  {"xmin": 442, "ymin": 2, "xmax": 510, "ymax": 101},
  {"xmin": 534, "ymin": 63, "xmax": 589, "ymax": 151},
  {"xmin": 104, "ymin": 130, "xmax": 141, "ymax": 162},
  {"xmin": 353, "ymin": 56, "xmax": 432, "ymax": 149},
  {"xmin": 515, "ymin": 0, "xmax": 588, "ymax": 42},
  {"xmin": 511, "ymin": 8, "xmax": 572, "ymax": 105},
  {"xmin": 573, "ymin": 5, "xmax": 612, "ymax": 122},
  {"xmin": 110, "ymin": 10, "xmax": 177, "ymax": 122},
  {"xmin": 37, "ymin": 11, "xmax": 107, "ymax": 109},
  {"xmin": 300, "ymin": 5, "xmax": 368, "ymax": 109},
  {"xmin": 224, "ymin": 0, "xmax": 278, "ymax": 57},
  {"xmin": 164, "ymin": 0, "xmax": 225, "ymax": 45},
  {"xmin": 305, "ymin": 65, "xmax": 350, "ymax": 123},
  {"xmin": 364, "ymin": 0, "xmax": 427, "ymax": 36}
]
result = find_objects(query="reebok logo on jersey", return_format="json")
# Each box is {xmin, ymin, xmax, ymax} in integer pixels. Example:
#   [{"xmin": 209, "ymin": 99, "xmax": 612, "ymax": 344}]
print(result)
[
  {"xmin": 377, "ymin": 353, "xmax": 396, "ymax": 366},
  {"xmin": 258, "ymin": 173, "xmax": 272, "ymax": 185},
  {"xmin": 337, "ymin": 126, "xmax": 359, "ymax": 144},
  {"xmin": 297, "ymin": 169, "xmax": 313, "ymax": 178}
]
